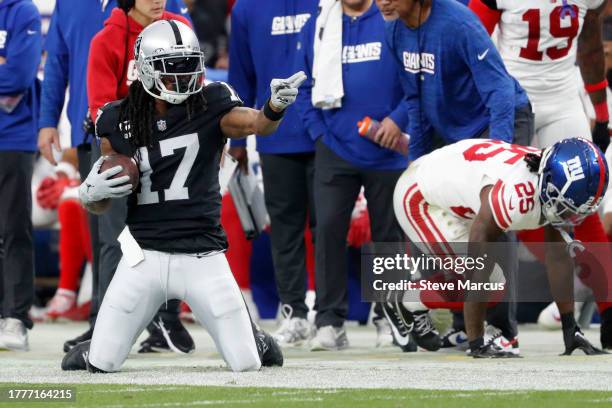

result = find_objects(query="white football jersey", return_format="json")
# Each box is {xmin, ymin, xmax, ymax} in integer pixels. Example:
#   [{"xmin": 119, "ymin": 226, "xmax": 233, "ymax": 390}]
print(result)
[
  {"xmin": 415, "ymin": 139, "xmax": 545, "ymax": 231},
  {"xmin": 495, "ymin": 0, "xmax": 604, "ymax": 100}
]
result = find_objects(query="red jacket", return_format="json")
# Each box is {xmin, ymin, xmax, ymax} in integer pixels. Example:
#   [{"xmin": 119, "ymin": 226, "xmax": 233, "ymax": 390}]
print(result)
[{"xmin": 87, "ymin": 8, "xmax": 191, "ymax": 122}]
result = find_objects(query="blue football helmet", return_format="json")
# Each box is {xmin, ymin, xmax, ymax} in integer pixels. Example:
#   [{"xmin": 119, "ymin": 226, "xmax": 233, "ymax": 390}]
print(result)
[{"xmin": 538, "ymin": 138, "xmax": 609, "ymax": 227}]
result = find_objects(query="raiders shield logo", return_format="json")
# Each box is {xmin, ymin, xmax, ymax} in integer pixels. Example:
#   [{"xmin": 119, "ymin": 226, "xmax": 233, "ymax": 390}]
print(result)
[{"xmin": 157, "ymin": 119, "xmax": 167, "ymax": 132}]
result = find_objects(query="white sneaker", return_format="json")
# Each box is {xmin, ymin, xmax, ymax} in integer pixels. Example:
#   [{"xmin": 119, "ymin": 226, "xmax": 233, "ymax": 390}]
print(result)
[
  {"xmin": 310, "ymin": 325, "xmax": 349, "ymax": 351},
  {"xmin": 483, "ymin": 324, "xmax": 519, "ymax": 356},
  {"xmin": 0, "ymin": 318, "xmax": 29, "ymax": 351},
  {"xmin": 537, "ymin": 302, "xmax": 583, "ymax": 330},
  {"xmin": 273, "ymin": 305, "xmax": 314, "ymax": 347},
  {"xmin": 373, "ymin": 318, "xmax": 394, "ymax": 348},
  {"xmin": 46, "ymin": 288, "xmax": 77, "ymax": 319},
  {"xmin": 441, "ymin": 328, "xmax": 469, "ymax": 350}
]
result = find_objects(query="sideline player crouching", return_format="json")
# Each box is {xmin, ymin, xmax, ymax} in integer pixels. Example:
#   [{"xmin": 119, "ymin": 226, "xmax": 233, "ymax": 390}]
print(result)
[
  {"xmin": 61, "ymin": 20, "xmax": 306, "ymax": 373},
  {"xmin": 391, "ymin": 138, "xmax": 609, "ymax": 357}
]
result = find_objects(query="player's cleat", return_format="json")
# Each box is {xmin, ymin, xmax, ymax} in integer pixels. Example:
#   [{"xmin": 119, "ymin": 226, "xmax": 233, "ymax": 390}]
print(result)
[
  {"xmin": 373, "ymin": 316, "xmax": 394, "ymax": 348},
  {"xmin": 562, "ymin": 327, "xmax": 608, "ymax": 356},
  {"xmin": 0, "ymin": 318, "xmax": 28, "ymax": 351},
  {"xmin": 310, "ymin": 325, "xmax": 349, "ymax": 351},
  {"xmin": 139, "ymin": 316, "xmax": 195, "ymax": 354},
  {"xmin": 412, "ymin": 311, "xmax": 442, "ymax": 351},
  {"xmin": 138, "ymin": 327, "xmax": 169, "ymax": 353},
  {"xmin": 45, "ymin": 289, "xmax": 77, "ymax": 320},
  {"xmin": 61, "ymin": 340, "xmax": 90, "ymax": 371},
  {"xmin": 441, "ymin": 328, "xmax": 469, "ymax": 350},
  {"xmin": 61, "ymin": 340, "xmax": 107, "ymax": 373},
  {"xmin": 484, "ymin": 325, "xmax": 520, "ymax": 356},
  {"xmin": 468, "ymin": 342, "xmax": 517, "ymax": 359},
  {"xmin": 272, "ymin": 305, "xmax": 314, "ymax": 347},
  {"xmin": 600, "ymin": 308, "xmax": 612, "ymax": 350},
  {"xmin": 63, "ymin": 327, "xmax": 93, "ymax": 353},
  {"xmin": 381, "ymin": 300, "xmax": 416, "ymax": 352},
  {"xmin": 253, "ymin": 326, "xmax": 283, "ymax": 367}
]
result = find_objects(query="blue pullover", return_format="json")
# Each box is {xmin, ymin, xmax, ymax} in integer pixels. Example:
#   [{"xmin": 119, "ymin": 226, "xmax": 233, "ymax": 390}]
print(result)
[
  {"xmin": 39, "ymin": 0, "xmax": 190, "ymax": 148},
  {"xmin": 0, "ymin": 0, "xmax": 41, "ymax": 152},
  {"xmin": 228, "ymin": 0, "xmax": 318, "ymax": 154},
  {"xmin": 386, "ymin": 0, "xmax": 529, "ymax": 160},
  {"xmin": 294, "ymin": 2, "xmax": 409, "ymax": 170}
]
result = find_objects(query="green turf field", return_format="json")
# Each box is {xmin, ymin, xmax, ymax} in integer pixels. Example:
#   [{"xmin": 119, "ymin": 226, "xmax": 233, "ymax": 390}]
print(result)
[{"xmin": 0, "ymin": 384, "xmax": 610, "ymax": 408}]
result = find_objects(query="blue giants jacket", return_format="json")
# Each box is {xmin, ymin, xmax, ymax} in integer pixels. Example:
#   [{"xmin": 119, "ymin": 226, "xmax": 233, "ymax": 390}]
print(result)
[
  {"xmin": 294, "ymin": 2, "xmax": 409, "ymax": 170},
  {"xmin": 228, "ymin": 0, "xmax": 318, "ymax": 154},
  {"xmin": 39, "ymin": 0, "xmax": 190, "ymax": 148},
  {"xmin": 386, "ymin": 0, "xmax": 529, "ymax": 160},
  {"xmin": 0, "ymin": 0, "xmax": 42, "ymax": 152}
]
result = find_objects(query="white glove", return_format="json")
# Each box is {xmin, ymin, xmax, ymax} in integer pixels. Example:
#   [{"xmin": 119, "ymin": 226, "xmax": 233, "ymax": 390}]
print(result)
[
  {"xmin": 269, "ymin": 71, "xmax": 307, "ymax": 111},
  {"xmin": 78, "ymin": 156, "xmax": 133, "ymax": 204}
]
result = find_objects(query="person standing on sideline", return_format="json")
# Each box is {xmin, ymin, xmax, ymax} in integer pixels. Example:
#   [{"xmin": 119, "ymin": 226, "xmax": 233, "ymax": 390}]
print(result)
[
  {"xmin": 0, "ymin": 0, "xmax": 42, "ymax": 351},
  {"xmin": 36, "ymin": 0, "xmax": 190, "ymax": 353},
  {"xmin": 86, "ymin": 0, "xmax": 194, "ymax": 354},
  {"xmin": 376, "ymin": 0, "xmax": 532, "ymax": 354},
  {"xmin": 380, "ymin": 0, "xmax": 532, "ymax": 159},
  {"xmin": 294, "ymin": 0, "xmax": 431, "ymax": 351},
  {"xmin": 228, "ymin": 0, "xmax": 319, "ymax": 347}
]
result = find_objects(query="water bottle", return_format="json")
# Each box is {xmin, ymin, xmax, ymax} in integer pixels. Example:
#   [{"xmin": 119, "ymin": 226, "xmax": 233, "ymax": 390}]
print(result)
[{"xmin": 357, "ymin": 116, "xmax": 409, "ymax": 156}]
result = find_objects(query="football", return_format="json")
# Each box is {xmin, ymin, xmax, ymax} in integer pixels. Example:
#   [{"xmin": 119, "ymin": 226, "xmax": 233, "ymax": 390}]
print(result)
[{"xmin": 99, "ymin": 154, "xmax": 140, "ymax": 191}]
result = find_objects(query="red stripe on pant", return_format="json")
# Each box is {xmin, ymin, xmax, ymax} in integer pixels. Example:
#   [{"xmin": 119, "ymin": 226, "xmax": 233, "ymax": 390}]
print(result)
[{"xmin": 407, "ymin": 187, "xmax": 450, "ymax": 256}]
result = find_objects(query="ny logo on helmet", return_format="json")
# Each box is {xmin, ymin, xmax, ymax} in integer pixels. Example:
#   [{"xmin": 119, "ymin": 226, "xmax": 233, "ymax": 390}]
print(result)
[{"xmin": 560, "ymin": 155, "xmax": 585, "ymax": 194}]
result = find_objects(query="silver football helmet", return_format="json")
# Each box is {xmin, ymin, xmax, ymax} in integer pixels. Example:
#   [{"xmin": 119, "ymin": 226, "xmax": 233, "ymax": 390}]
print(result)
[{"xmin": 134, "ymin": 20, "xmax": 205, "ymax": 104}]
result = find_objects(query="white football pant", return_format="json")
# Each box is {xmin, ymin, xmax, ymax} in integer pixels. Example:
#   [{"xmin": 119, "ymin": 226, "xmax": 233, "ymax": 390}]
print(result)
[
  {"xmin": 393, "ymin": 161, "xmax": 470, "ymax": 252},
  {"xmin": 393, "ymin": 161, "xmax": 470, "ymax": 311},
  {"xmin": 531, "ymin": 94, "xmax": 591, "ymax": 149},
  {"xmin": 88, "ymin": 251, "xmax": 261, "ymax": 372}
]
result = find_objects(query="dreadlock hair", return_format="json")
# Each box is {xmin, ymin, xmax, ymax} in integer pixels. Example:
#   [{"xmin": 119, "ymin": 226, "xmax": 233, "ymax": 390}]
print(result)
[
  {"xmin": 524, "ymin": 151, "xmax": 542, "ymax": 173},
  {"xmin": 118, "ymin": 80, "xmax": 208, "ymax": 160}
]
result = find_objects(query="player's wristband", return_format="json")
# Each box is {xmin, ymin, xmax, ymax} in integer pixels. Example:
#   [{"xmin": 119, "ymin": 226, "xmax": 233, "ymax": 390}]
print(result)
[
  {"xmin": 593, "ymin": 101, "xmax": 610, "ymax": 122},
  {"xmin": 585, "ymin": 79, "xmax": 608, "ymax": 94},
  {"xmin": 263, "ymin": 99, "xmax": 285, "ymax": 122}
]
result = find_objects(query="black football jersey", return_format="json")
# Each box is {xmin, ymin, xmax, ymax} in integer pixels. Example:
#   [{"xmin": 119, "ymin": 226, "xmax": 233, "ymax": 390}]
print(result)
[{"xmin": 96, "ymin": 82, "xmax": 243, "ymax": 253}]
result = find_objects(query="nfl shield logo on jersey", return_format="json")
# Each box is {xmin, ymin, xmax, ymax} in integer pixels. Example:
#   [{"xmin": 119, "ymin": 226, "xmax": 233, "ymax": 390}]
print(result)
[{"xmin": 157, "ymin": 119, "xmax": 167, "ymax": 132}]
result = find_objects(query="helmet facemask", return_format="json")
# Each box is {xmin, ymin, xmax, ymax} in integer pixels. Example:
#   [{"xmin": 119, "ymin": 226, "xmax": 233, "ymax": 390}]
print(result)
[
  {"xmin": 537, "ymin": 145, "xmax": 601, "ymax": 227},
  {"xmin": 139, "ymin": 50, "xmax": 206, "ymax": 104},
  {"xmin": 539, "ymin": 178, "xmax": 595, "ymax": 227}
]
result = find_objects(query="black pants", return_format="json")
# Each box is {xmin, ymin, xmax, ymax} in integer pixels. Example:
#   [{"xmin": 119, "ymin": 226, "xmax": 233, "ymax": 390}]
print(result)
[
  {"xmin": 0, "ymin": 151, "xmax": 35, "ymax": 328},
  {"xmin": 77, "ymin": 143, "xmax": 100, "ymax": 324},
  {"xmin": 89, "ymin": 143, "xmax": 180, "ymax": 325},
  {"xmin": 479, "ymin": 103, "xmax": 535, "ymax": 146},
  {"xmin": 260, "ymin": 152, "xmax": 315, "ymax": 320},
  {"xmin": 314, "ymin": 141, "xmax": 404, "ymax": 328}
]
